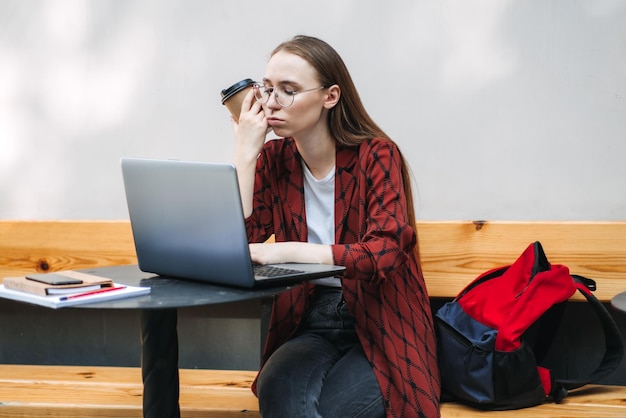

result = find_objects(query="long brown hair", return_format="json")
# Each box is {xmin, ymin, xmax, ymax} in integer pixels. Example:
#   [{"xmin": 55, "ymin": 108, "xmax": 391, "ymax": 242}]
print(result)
[{"xmin": 271, "ymin": 35, "xmax": 420, "ymax": 261}]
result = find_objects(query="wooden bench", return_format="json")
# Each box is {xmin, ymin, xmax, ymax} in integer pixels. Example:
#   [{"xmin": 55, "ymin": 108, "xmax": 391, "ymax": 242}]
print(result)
[{"xmin": 1, "ymin": 220, "xmax": 625, "ymax": 417}]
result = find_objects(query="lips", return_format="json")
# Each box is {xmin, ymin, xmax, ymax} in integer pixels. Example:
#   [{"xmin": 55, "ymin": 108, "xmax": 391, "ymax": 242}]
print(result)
[{"xmin": 267, "ymin": 117, "xmax": 284, "ymax": 127}]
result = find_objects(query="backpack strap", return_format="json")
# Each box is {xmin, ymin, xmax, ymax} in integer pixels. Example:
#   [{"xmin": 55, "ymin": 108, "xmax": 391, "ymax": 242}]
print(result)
[{"xmin": 551, "ymin": 275, "xmax": 624, "ymax": 393}]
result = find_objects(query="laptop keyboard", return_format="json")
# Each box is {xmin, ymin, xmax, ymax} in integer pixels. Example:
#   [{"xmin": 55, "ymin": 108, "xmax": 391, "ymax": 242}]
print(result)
[{"xmin": 253, "ymin": 265, "xmax": 305, "ymax": 279}]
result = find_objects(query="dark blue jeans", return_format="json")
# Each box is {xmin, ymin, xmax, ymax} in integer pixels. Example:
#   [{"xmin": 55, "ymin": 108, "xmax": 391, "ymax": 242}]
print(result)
[{"xmin": 257, "ymin": 286, "xmax": 385, "ymax": 418}]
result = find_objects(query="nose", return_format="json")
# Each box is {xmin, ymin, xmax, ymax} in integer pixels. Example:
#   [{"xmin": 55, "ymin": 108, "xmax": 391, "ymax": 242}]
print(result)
[{"xmin": 266, "ymin": 92, "xmax": 282, "ymax": 109}]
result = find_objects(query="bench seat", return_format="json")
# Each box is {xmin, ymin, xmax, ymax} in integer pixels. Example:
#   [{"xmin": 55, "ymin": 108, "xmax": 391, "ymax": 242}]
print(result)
[
  {"xmin": 2, "ymin": 365, "xmax": 626, "ymax": 417},
  {"xmin": 0, "ymin": 365, "xmax": 258, "ymax": 418}
]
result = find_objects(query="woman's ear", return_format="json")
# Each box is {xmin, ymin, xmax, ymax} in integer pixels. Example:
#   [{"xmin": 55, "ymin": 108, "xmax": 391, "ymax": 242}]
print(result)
[{"xmin": 323, "ymin": 85, "xmax": 341, "ymax": 109}]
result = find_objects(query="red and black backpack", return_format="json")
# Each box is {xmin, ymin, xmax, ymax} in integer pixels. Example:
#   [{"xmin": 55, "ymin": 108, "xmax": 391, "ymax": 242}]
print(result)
[{"xmin": 435, "ymin": 241, "xmax": 623, "ymax": 410}]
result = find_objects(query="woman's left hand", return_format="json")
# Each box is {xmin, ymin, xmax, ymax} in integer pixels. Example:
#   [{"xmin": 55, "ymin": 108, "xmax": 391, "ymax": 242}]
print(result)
[{"xmin": 249, "ymin": 243, "xmax": 286, "ymax": 265}]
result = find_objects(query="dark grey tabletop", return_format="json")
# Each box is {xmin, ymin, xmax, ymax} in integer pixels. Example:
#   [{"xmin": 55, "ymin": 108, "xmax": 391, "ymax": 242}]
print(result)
[
  {"xmin": 611, "ymin": 292, "xmax": 626, "ymax": 313},
  {"xmin": 74, "ymin": 264, "xmax": 290, "ymax": 309}
]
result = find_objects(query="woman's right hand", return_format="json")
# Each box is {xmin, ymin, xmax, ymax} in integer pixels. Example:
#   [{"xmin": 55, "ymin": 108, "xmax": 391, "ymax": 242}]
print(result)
[
  {"xmin": 232, "ymin": 88, "xmax": 268, "ymax": 218},
  {"xmin": 233, "ymin": 89, "xmax": 268, "ymax": 164}
]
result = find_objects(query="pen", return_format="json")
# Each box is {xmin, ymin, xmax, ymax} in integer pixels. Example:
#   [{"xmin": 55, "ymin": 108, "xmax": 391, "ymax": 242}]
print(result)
[{"xmin": 60, "ymin": 286, "xmax": 126, "ymax": 301}]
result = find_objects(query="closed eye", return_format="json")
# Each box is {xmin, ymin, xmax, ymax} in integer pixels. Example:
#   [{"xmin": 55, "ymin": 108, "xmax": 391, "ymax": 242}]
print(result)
[{"xmin": 279, "ymin": 86, "xmax": 296, "ymax": 96}]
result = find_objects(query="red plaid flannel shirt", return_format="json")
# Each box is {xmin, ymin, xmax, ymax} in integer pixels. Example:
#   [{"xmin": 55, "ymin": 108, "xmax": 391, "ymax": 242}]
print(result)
[{"xmin": 246, "ymin": 137, "xmax": 440, "ymax": 417}]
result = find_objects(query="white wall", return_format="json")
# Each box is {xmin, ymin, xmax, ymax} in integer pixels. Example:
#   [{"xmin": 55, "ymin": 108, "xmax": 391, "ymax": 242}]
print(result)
[{"xmin": 1, "ymin": 0, "xmax": 625, "ymax": 220}]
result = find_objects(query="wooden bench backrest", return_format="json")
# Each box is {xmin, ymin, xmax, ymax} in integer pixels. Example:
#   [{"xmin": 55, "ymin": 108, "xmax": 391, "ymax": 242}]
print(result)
[
  {"xmin": 418, "ymin": 221, "xmax": 626, "ymax": 301},
  {"xmin": 1, "ymin": 220, "xmax": 624, "ymax": 301},
  {"xmin": 0, "ymin": 221, "xmax": 137, "ymax": 278}
]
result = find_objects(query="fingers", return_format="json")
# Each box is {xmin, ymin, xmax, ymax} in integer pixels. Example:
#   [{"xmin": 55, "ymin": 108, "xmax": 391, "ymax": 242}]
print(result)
[
  {"xmin": 232, "ymin": 92, "xmax": 265, "ymax": 134},
  {"xmin": 249, "ymin": 243, "xmax": 264, "ymax": 265},
  {"xmin": 249, "ymin": 243, "xmax": 280, "ymax": 265},
  {"xmin": 242, "ymin": 88, "xmax": 255, "ymax": 107},
  {"xmin": 241, "ymin": 89, "xmax": 263, "ymax": 116},
  {"xmin": 232, "ymin": 90, "xmax": 267, "ymax": 163},
  {"xmin": 239, "ymin": 91, "xmax": 264, "ymax": 122}
]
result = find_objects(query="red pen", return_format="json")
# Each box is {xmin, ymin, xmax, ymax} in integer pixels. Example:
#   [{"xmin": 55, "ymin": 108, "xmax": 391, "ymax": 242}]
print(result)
[{"xmin": 60, "ymin": 286, "xmax": 126, "ymax": 301}]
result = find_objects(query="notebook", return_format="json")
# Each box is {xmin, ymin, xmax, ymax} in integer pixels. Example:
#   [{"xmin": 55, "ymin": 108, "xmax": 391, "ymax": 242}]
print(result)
[{"xmin": 120, "ymin": 158, "xmax": 345, "ymax": 288}]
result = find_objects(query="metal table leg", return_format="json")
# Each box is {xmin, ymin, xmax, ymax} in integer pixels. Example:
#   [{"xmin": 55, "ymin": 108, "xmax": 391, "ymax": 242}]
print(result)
[
  {"xmin": 260, "ymin": 297, "xmax": 273, "ymax": 355},
  {"xmin": 141, "ymin": 309, "xmax": 180, "ymax": 418}
]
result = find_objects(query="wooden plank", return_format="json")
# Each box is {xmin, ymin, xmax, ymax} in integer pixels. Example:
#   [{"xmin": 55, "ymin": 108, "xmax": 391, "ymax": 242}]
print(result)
[
  {"xmin": 0, "ymin": 364, "xmax": 256, "ymax": 388},
  {"xmin": 0, "ymin": 365, "xmax": 260, "ymax": 418},
  {"xmin": 441, "ymin": 404, "xmax": 626, "ymax": 417},
  {"xmin": 1, "ymin": 365, "xmax": 625, "ymax": 417},
  {"xmin": 1, "ymin": 220, "xmax": 625, "ymax": 301},
  {"xmin": 0, "ymin": 220, "xmax": 137, "ymax": 279},
  {"xmin": 418, "ymin": 221, "xmax": 626, "ymax": 301},
  {"xmin": 440, "ymin": 385, "xmax": 626, "ymax": 417},
  {"xmin": 0, "ymin": 405, "xmax": 143, "ymax": 418}
]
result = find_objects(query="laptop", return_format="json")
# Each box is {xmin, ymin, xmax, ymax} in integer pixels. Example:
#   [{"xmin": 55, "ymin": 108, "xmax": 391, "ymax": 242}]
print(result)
[{"xmin": 120, "ymin": 158, "xmax": 345, "ymax": 288}]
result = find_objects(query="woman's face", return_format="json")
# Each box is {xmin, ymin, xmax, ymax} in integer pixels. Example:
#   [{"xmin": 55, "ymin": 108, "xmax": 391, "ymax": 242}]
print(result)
[{"xmin": 260, "ymin": 51, "xmax": 330, "ymax": 139}]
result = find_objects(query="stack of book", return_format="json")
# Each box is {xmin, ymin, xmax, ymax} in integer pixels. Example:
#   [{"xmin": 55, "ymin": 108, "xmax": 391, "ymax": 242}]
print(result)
[{"xmin": 0, "ymin": 270, "xmax": 150, "ymax": 308}]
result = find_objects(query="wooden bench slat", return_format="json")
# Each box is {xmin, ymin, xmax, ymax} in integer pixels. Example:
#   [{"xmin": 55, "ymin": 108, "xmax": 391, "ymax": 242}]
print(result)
[
  {"xmin": 0, "ymin": 405, "xmax": 142, "ymax": 418},
  {"xmin": 0, "ymin": 220, "xmax": 137, "ymax": 278},
  {"xmin": 2, "ymin": 365, "xmax": 626, "ymax": 417},
  {"xmin": 0, "ymin": 364, "xmax": 256, "ymax": 388},
  {"xmin": 442, "ymin": 402, "xmax": 626, "ymax": 417},
  {"xmin": 2, "ymin": 220, "xmax": 625, "ymax": 302},
  {"xmin": 418, "ymin": 221, "xmax": 626, "ymax": 301},
  {"xmin": 441, "ymin": 385, "xmax": 626, "ymax": 416},
  {"xmin": 0, "ymin": 365, "xmax": 259, "ymax": 417}
]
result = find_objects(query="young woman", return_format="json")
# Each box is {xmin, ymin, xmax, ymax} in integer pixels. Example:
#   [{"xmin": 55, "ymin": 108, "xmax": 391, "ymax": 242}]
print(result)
[{"xmin": 231, "ymin": 35, "xmax": 440, "ymax": 418}]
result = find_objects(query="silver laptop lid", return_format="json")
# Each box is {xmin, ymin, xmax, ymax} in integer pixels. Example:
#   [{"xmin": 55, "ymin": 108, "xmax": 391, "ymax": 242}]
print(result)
[{"xmin": 120, "ymin": 158, "xmax": 257, "ymax": 287}]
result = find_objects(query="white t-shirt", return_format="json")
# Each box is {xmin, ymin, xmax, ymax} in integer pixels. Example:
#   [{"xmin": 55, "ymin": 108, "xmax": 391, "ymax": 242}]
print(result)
[{"xmin": 302, "ymin": 162, "xmax": 341, "ymax": 287}]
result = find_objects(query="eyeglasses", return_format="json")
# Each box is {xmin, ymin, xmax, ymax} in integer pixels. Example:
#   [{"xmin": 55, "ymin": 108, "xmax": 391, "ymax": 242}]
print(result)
[{"xmin": 253, "ymin": 83, "xmax": 327, "ymax": 108}]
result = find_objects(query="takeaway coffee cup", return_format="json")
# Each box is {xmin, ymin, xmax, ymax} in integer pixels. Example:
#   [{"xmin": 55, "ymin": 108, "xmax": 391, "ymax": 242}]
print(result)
[{"xmin": 221, "ymin": 78, "xmax": 255, "ymax": 122}]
